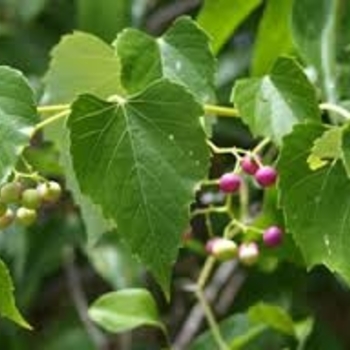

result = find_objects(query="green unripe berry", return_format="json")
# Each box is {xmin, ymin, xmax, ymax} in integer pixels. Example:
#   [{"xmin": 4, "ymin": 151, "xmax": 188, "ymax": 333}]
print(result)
[
  {"xmin": 21, "ymin": 188, "xmax": 41, "ymax": 209},
  {"xmin": 16, "ymin": 207, "xmax": 37, "ymax": 226},
  {"xmin": 0, "ymin": 202, "xmax": 7, "ymax": 217},
  {"xmin": 0, "ymin": 208, "xmax": 15, "ymax": 230},
  {"xmin": 37, "ymin": 181, "xmax": 62, "ymax": 203},
  {"xmin": 0, "ymin": 182, "xmax": 22, "ymax": 204},
  {"xmin": 206, "ymin": 238, "xmax": 238, "ymax": 261}
]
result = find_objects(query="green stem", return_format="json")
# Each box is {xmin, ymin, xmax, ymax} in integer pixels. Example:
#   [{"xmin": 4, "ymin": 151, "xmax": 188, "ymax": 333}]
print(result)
[
  {"xmin": 239, "ymin": 180, "xmax": 249, "ymax": 222},
  {"xmin": 205, "ymin": 211, "xmax": 215, "ymax": 237},
  {"xmin": 191, "ymin": 206, "xmax": 227, "ymax": 217},
  {"xmin": 34, "ymin": 109, "xmax": 70, "ymax": 132},
  {"xmin": 195, "ymin": 289, "xmax": 229, "ymax": 350},
  {"xmin": 37, "ymin": 104, "xmax": 70, "ymax": 114},
  {"xmin": 319, "ymin": 102, "xmax": 350, "ymax": 120},
  {"xmin": 204, "ymin": 104, "xmax": 239, "ymax": 117},
  {"xmin": 197, "ymin": 256, "xmax": 216, "ymax": 289},
  {"xmin": 252, "ymin": 137, "xmax": 270, "ymax": 154}
]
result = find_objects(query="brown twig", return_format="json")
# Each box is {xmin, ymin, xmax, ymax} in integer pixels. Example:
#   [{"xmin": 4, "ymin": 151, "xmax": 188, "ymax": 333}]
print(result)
[{"xmin": 63, "ymin": 247, "xmax": 108, "ymax": 350}]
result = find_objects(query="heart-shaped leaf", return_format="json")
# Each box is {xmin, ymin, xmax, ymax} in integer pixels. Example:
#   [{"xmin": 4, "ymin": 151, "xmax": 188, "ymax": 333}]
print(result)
[
  {"xmin": 68, "ymin": 79, "xmax": 209, "ymax": 293},
  {"xmin": 115, "ymin": 17, "xmax": 216, "ymax": 102},
  {"xmin": 43, "ymin": 31, "xmax": 124, "ymax": 104},
  {"xmin": 232, "ymin": 57, "xmax": 320, "ymax": 144}
]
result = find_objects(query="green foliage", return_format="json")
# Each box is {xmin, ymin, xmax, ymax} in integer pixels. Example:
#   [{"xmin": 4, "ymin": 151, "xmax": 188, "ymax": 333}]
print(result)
[
  {"xmin": 232, "ymin": 57, "xmax": 321, "ymax": 144},
  {"xmin": 197, "ymin": 0, "xmax": 262, "ymax": 53},
  {"xmin": 307, "ymin": 126, "xmax": 343, "ymax": 170},
  {"xmin": 77, "ymin": 0, "xmax": 131, "ymax": 42},
  {"xmin": 248, "ymin": 302, "xmax": 295, "ymax": 336},
  {"xmin": 115, "ymin": 17, "xmax": 216, "ymax": 102},
  {"xmin": 43, "ymin": 31, "xmax": 122, "ymax": 244},
  {"xmin": 0, "ymin": 66, "xmax": 38, "ymax": 182},
  {"xmin": 0, "ymin": 258, "xmax": 31, "ymax": 329},
  {"xmin": 190, "ymin": 303, "xmax": 297, "ymax": 350},
  {"xmin": 291, "ymin": 0, "xmax": 337, "ymax": 102},
  {"xmin": 88, "ymin": 289, "xmax": 164, "ymax": 333},
  {"xmin": 1, "ymin": 3, "xmax": 350, "ymax": 349},
  {"xmin": 278, "ymin": 124, "xmax": 350, "ymax": 284},
  {"xmin": 252, "ymin": 0, "xmax": 293, "ymax": 75},
  {"xmin": 67, "ymin": 80, "xmax": 209, "ymax": 292},
  {"xmin": 44, "ymin": 31, "xmax": 124, "ymax": 104}
]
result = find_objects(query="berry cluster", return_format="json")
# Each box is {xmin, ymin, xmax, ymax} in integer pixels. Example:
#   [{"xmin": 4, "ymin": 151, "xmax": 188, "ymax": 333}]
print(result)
[
  {"xmin": 205, "ymin": 225, "xmax": 283, "ymax": 266},
  {"xmin": 0, "ymin": 180, "xmax": 61, "ymax": 230},
  {"xmin": 219, "ymin": 155, "xmax": 278, "ymax": 194},
  {"xmin": 201, "ymin": 151, "xmax": 283, "ymax": 266}
]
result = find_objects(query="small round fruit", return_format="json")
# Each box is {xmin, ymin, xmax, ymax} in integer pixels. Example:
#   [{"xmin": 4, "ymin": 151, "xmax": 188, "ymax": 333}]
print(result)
[
  {"xmin": 263, "ymin": 226, "xmax": 283, "ymax": 247},
  {"xmin": 254, "ymin": 166, "xmax": 278, "ymax": 187},
  {"xmin": 240, "ymin": 156, "xmax": 260, "ymax": 175},
  {"xmin": 238, "ymin": 242, "xmax": 259, "ymax": 266},
  {"xmin": 22, "ymin": 188, "xmax": 41, "ymax": 209},
  {"xmin": 16, "ymin": 207, "xmax": 37, "ymax": 226},
  {"xmin": 219, "ymin": 173, "xmax": 241, "ymax": 193},
  {"xmin": 206, "ymin": 238, "xmax": 238, "ymax": 260},
  {"xmin": 0, "ymin": 208, "xmax": 15, "ymax": 229},
  {"xmin": 0, "ymin": 182, "xmax": 22, "ymax": 203},
  {"xmin": 0, "ymin": 202, "xmax": 7, "ymax": 217},
  {"xmin": 37, "ymin": 181, "xmax": 62, "ymax": 203}
]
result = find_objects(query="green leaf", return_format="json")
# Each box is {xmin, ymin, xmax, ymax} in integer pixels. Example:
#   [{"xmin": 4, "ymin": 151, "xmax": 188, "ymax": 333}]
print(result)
[
  {"xmin": 0, "ymin": 258, "xmax": 31, "ymax": 329},
  {"xmin": 67, "ymin": 80, "xmax": 209, "ymax": 293},
  {"xmin": 190, "ymin": 313, "xmax": 264, "ymax": 350},
  {"xmin": 248, "ymin": 302, "xmax": 295, "ymax": 336},
  {"xmin": 278, "ymin": 123, "xmax": 350, "ymax": 285},
  {"xmin": 291, "ymin": 0, "xmax": 337, "ymax": 102},
  {"xmin": 43, "ymin": 31, "xmax": 124, "ymax": 104},
  {"xmin": 232, "ymin": 57, "xmax": 320, "ymax": 144},
  {"xmin": 252, "ymin": 0, "xmax": 293, "ymax": 75},
  {"xmin": 43, "ymin": 31, "xmax": 123, "ymax": 244},
  {"xmin": 86, "ymin": 238, "xmax": 141, "ymax": 289},
  {"xmin": 115, "ymin": 29, "xmax": 161, "ymax": 94},
  {"xmin": 77, "ymin": 0, "xmax": 131, "ymax": 42},
  {"xmin": 115, "ymin": 17, "xmax": 216, "ymax": 102},
  {"xmin": 88, "ymin": 289, "xmax": 164, "ymax": 333},
  {"xmin": 307, "ymin": 126, "xmax": 343, "ymax": 170},
  {"xmin": 46, "ymin": 119, "xmax": 116, "ymax": 245},
  {"xmin": 0, "ymin": 66, "xmax": 38, "ymax": 182},
  {"xmin": 197, "ymin": 0, "xmax": 262, "ymax": 54}
]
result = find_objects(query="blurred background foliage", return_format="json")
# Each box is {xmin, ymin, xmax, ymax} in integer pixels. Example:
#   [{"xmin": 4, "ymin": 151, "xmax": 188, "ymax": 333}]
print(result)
[{"xmin": 0, "ymin": 0, "xmax": 349, "ymax": 349}]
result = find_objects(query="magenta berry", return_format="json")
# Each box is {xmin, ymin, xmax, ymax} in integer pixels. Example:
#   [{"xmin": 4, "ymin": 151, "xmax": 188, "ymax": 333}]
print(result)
[
  {"xmin": 238, "ymin": 242, "xmax": 259, "ymax": 266},
  {"xmin": 254, "ymin": 166, "xmax": 277, "ymax": 187},
  {"xmin": 263, "ymin": 226, "xmax": 283, "ymax": 247},
  {"xmin": 219, "ymin": 173, "xmax": 241, "ymax": 193},
  {"xmin": 206, "ymin": 238, "xmax": 238, "ymax": 260},
  {"xmin": 240, "ymin": 156, "xmax": 259, "ymax": 175}
]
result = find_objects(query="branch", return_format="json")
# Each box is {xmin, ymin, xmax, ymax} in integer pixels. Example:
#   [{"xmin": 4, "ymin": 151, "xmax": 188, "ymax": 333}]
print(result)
[{"xmin": 63, "ymin": 247, "xmax": 108, "ymax": 350}]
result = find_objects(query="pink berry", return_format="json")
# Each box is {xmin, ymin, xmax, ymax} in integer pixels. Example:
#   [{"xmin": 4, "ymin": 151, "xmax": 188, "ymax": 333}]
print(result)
[
  {"xmin": 263, "ymin": 226, "xmax": 283, "ymax": 247},
  {"xmin": 240, "ymin": 156, "xmax": 259, "ymax": 175},
  {"xmin": 254, "ymin": 166, "xmax": 277, "ymax": 187},
  {"xmin": 238, "ymin": 242, "xmax": 259, "ymax": 265},
  {"xmin": 219, "ymin": 173, "xmax": 241, "ymax": 193},
  {"xmin": 206, "ymin": 238, "xmax": 238, "ymax": 260}
]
